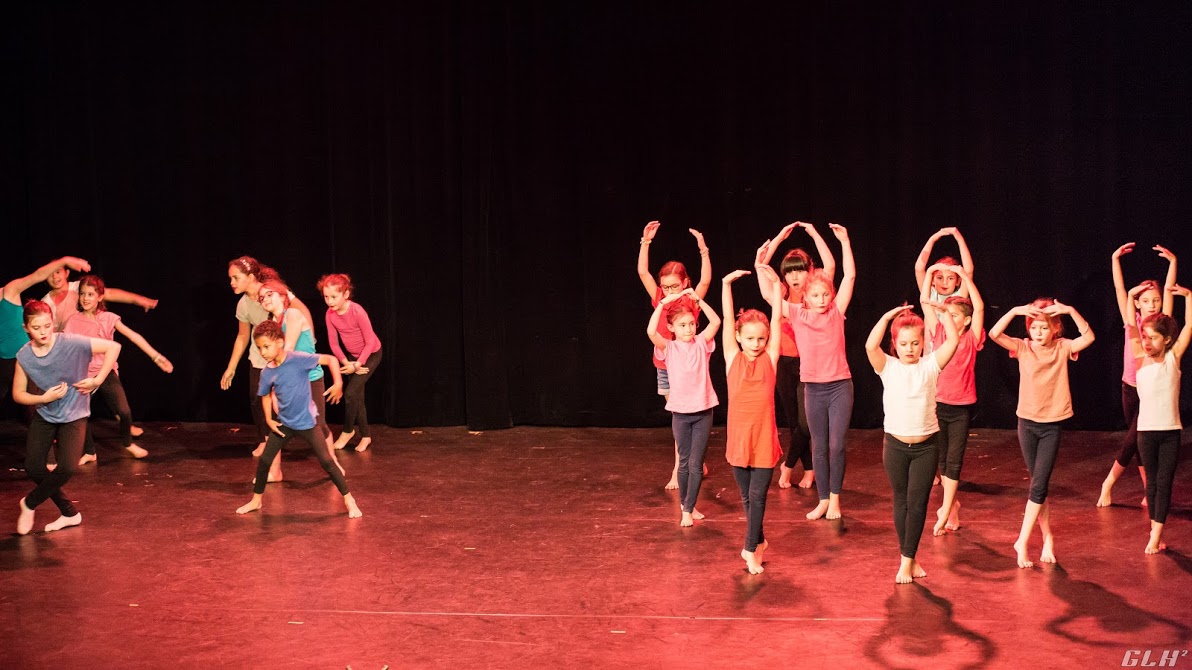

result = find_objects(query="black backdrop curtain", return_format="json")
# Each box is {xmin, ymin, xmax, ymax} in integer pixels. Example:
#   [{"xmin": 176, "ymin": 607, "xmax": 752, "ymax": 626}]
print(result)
[{"xmin": 2, "ymin": 2, "xmax": 1190, "ymax": 431}]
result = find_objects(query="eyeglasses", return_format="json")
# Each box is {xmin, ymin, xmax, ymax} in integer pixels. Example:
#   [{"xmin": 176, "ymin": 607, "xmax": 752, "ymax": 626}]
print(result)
[
  {"xmin": 257, "ymin": 290, "xmax": 276, "ymax": 303},
  {"xmin": 660, "ymin": 284, "xmax": 684, "ymax": 292}
]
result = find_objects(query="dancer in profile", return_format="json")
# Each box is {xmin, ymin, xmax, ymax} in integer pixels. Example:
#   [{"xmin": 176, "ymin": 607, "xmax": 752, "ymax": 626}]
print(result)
[
  {"xmin": 13, "ymin": 300, "xmax": 121, "ymax": 534},
  {"xmin": 235, "ymin": 320, "xmax": 359, "ymax": 518},
  {"xmin": 989, "ymin": 299, "xmax": 1095, "ymax": 568},
  {"xmin": 319, "ymin": 273, "xmax": 381, "ymax": 452}
]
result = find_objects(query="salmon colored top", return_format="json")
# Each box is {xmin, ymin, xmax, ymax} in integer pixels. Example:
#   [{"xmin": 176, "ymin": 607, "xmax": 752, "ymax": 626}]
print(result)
[{"xmin": 725, "ymin": 353, "xmax": 782, "ymax": 468}]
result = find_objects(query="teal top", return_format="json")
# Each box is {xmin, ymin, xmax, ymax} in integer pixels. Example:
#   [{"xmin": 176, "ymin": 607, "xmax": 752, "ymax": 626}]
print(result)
[
  {"xmin": 0, "ymin": 298, "xmax": 28, "ymax": 359},
  {"xmin": 281, "ymin": 310, "xmax": 324, "ymax": 382}
]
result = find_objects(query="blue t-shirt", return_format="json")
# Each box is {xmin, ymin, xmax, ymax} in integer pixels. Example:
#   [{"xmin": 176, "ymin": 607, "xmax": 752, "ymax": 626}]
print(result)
[
  {"xmin": 281, "ymin": 310, "xmax": 324, "ymax": 382},
  {"xmin": 15, "ymin": 333, "xmax": 95, "ymax": 423},
  {"xmin": 258, "ymin": 350, "xmax": 321, "ymax": 430},
  {"xmin": 0, "ymin": 298, "xmax": 28, "ymax": 359}
]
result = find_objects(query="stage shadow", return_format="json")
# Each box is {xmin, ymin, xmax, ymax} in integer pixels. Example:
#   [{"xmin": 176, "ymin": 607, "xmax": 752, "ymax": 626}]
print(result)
[
  {"xmin": 0, "ymin": 535, "xmax": 66, "ymax": 571},
  {"xmin": 863, "ymin": 582, "xmax": 997, "ymax": 669},
  {"xmin": 1164, "ymin": 549, "xmax": 1192, "ymax": 579},
  {"xmin": 1045, "ymin": 565, "xmax": 1190, "ymax": 647},
  {"xmin": 935, "ymin": 533, "xmax": 1017, "ymax": 582}
]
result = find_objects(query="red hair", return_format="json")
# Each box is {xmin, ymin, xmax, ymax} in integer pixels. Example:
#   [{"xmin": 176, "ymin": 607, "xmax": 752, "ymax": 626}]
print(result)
[
  {"xmin": 316, "ymin": 273, "xmax": 353, "ymax": 295},
  {"xmin": 889, "ymin": 310, "xmax": 925, "ymax": 356},
  {"xmin": 665, "ymin": 300, "xmax": 697, "ymax": 325},
  {"xmin": 77, "ymin": 275, "xmax": 108, "ymax": 313},
  {"xmin": 802, "ymin": 269, "xmax": 836, "ymax": 299},
  {"xmin": 258, "ymin": 279, "xmax": 292, "ymax": 313},
  {"xmin": 23, "ymin": 300, "xmax": 52, "ymax": 325},
  {"xmin": 1024, "ymin": 298, "xmax": 1063, "ymax": 337},
  {"xmin": 735, "ymin": 308, "xmax": 770, "ymax": 333}
]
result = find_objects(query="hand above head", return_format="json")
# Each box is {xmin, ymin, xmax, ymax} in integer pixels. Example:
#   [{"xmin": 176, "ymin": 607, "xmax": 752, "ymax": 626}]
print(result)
[
  {"xmin": 755, "ymin": 264, "xmax": 779, "ymax": 284},
  {"xmin": 1128, "ymin": 282, "xmax": 1152, "ymax": 297},
  {"xmin": 1155, "ymin": 245, "xmax": 1177, "ymax": 262},
  {"xmin": 722, "ymin": 269, "xmax": 752, "ymax": 285},
  {"xmin": 1042, "ymin": 301, "xmax": 1072, "ymax": 317},
  {"xmin": 920, "ymin": 299, "xmax": 946, "ymax": 313},
  {"xmin": 689, "ymin": 228, "xmax": 707, "ymax": 252},
  {"xmin": 937, "ymin": 226, "xmax": 957, "ymax": 237},
  {"xmin": 63, "ymin": 257, "xmax": 91, "ymax": 273},
  {"xmin": 1168, "ymin": 284, "xmax": 1191, "ymax": 297},
  {"xmin": 1113, "ymin": 242, "xmax": 1135, "ymax": 259},
  {"xmin": 773, "ymin": 223, "xmax": 797, "ymax": 243},
  {"xmin": 641, "ymin": 221, "xmax": 661, "ymax": 241},
  {"xmin": 828, "ymin": 223, "xmax": 849, "ymax": 241},
  {"xmin": 754, "ymin": 239, "xmax": 771, "ymax": 266},
  {"xmin": 884, "ymin": 304, "xmax": 915, "ymax": 319}
]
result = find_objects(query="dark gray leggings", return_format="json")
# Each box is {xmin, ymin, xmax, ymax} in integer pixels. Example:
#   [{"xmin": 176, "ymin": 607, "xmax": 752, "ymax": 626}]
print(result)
[
  {"xmin": 1115, "ymin": 383, "xmax": 1141, "ymax": 468},
  {"xmin": 805, "ymin": 379, "xmax": 853, "ymax": 499},
  {"xmin": 252, "ymin": 424, "xmax": 350, "ymax": 496},
  {"xmin": 935, "ymin": 402, "xmax": 971, "ymax": 481},
  {"xmin": 1138, "ymin": 430, "xmax": 1180, "ymax": 524},
  {"xmin": 883, "ymin": 433, "xmax": 938, "ymax": 559},
  {"xmin": 83, "ymin": 373, "xmax": 133, "ymax": 453},
  {"xmin": 732, "ymin": 466, "xmax": 773, "ymax": 552},
  {"xmin": 343, "ymin": 351, "xmax": 380, "ymax": 437},
  {"xmin": 1018, "ymin": 418, "xmax": 1062, "ymax": 504},
  {"xmin": 672, "ymin": 409, "xmax": 713, "ymax": 513},
  {"xmin": 776, "ymin": 356, "xmax": 812, "ymax": 471},
  {"xmin": 24, "ymin": 415, "xmax": 85, "ymax": 515}
]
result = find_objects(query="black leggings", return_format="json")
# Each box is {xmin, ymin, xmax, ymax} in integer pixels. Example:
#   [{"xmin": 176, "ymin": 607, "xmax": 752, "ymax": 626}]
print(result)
[
  {"xmin": 83, "ymin": 374, "xmax": 133, "ymax": 454},
  {"xmin": 253, "ymin": 424, "xmax": 350, "ymax": 496},
  {"xmin": 343, "ymin": 351, "xmax": 380, "ymax": 437},
  {"xmin": 672, "ymin": 409, "xmax": 713, "ymax": 514},
  {"xmin": 1139, "ymin": 430, "xmax": 1180, "ymax": 524},
  {"xmin": 883, "ymin": 433, "xmax": 938, "ymax": 559},
  {"xmin": 776, "ymin": 355, "xmax": 812, "ymax": 470},
  {"xmin": 24, "ymin": 415, "xmax": 85, "ymax": 515},
  {"xmin": 936, "ymin": 403, "xmax": 972, "ymax": 481},
  {"xmin": 1018, "ymin": 418, "xmax": 1062, "ymax": 504},
  {"xmin": 0, "ymin": 357, "xmax": 13, "ymax": 406},
  {"xmin": 248, "ymin": 367, "xmax": 269, "ymax": 441},
  {"xmin": 310, "ymin": 378, "xmax": 333, "ymax": 441},
  {"xmin": 732, "ymin": 466, "xmax": 773, "ymax": 552},
  {"xmin": 1115, "ymin": 383, "xmax": 1141, "ymax": 468}
]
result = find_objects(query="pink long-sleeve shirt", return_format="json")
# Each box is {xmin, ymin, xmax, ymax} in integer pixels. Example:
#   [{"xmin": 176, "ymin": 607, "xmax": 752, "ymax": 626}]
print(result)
[{"xmin": 325, "ymin": 302, "xmax": 382, "ymax": 365}]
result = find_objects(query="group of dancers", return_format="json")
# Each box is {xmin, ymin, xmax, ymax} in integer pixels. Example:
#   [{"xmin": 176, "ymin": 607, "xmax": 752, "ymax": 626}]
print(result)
[
  {"xmin": 640, "ymin": 222, "xmax": 1187, "ymax": 581},
  {"xmin": 2, "ymin": 256, "xmax": 381, "ymax": 534}
]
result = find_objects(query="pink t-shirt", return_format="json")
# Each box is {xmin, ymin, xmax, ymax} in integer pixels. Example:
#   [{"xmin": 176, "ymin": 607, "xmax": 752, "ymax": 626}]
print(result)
[
  {"xmin": 63, "ymin": 311, "xmax": 120, "ymax": 377},
  {"xmin": 325, "ymin": 302, "xmax": 382, "ymax": 365},
  {"xmin": 655, "ymin": 336, "xmax": 719, "ymax": 413},
  {"xmin": 1009, "ymin": 338, "xmax": 1077, "ymax": 423},
  {"xmin": 650, "ymin": 294, "xmax": 699, "ymax": 370},
  {"xmin": 783, "ymin": 302, "xmax": 850, "ymax": 383},
  {"xmin": 933, "ymin": 323, "xmax": 985, "ymax": 405},
  {"xmin": 1122, "ymin": 318, "xmax": 1142, "ymax": 386}
]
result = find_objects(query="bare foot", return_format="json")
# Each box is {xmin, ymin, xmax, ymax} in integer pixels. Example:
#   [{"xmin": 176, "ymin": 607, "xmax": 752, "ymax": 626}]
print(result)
[
  {"xmin": 44, "ymin": 513, "xmax": 81, "ymax": 532},
  {"xmin": 755, "ymin": 539, "xmax": 769, "ymax": 565},
  {"xmin": 666, "ymin": 469, "xmax": 679, "ymax": 490},
  {"xmin": 1096, "ymin": 479, "xmax": 1113, "ymax": 507},
  {"xmin": 826, "ymin": 495, "xmax": 841, "ymax": 520},
  {"xmin": 354, "ymin": 437, "xmax": 372, "ymax": 453},
  {"xmin": 741, "ymin": 549, "xmax": 764, "ymax": 574},
  {"xmin": 680, "ymin": 511, "xmax": 694, "ymax": 527},
  {"xmin": 806, "ymin": 499, "xmax": 829, "ymax": 521},
  {"xmin": 344, "ymin": 493, "xmax": 363, "ymax": 518},
  {"xmin": 895, "ymin": 556, "xmax": 914, "ymax": 584},
  {"xmin": 46, "ymin": 462, "xmax": 57, "ymax": 472},
  {"xmin": 125, "ymin": 444, "xmax": 148, "ymax": 459},
  {"xmin": 945, "ymin": 501, "xmax": 961, "ymax": 531},
  {"xmin": 778, "ymin": 464, "xmax": 793, "ymax": 489},
  {"xmin": 933, "ymin": 506, "xmax": 949, "ymax": 536},
  {"xmin": 130, "ymin": 424, "xmax": 144, "ymax": 437},
  {"xmin": 236, "ymin": 498, "xmax": 262, "ymax": 515},
  {"xmin": 17, "ymin": 498, "xmax": 35, "ymax": 535},
  {"xmin": 1039, "ymin": 535, "xmax": 1056, "ymax": 564},
  {"xmin": 268, "ymin": 466, "xmax": 283, "ymax": 483},
  {"xmin": 797, "ymin": 471, "xmax": 815, "ymax": 489},
  {"xmin": 251, "ymin": 442, "xmax": 265, "ymax": 458},
  {"xmin": 703, "ymin": 463, "xmax": 709, "ymax": 476},
  {"xmin": 333, "ymin": 430, "xmax": 354, "ymax": 450},
  {"xmin": 1014, "ymin": 540, "xmax": 1033, "ymax": 569},
  {"xmin": 911, "ymin": 559, "xmax": 927, "ymax": 579},
  {"xmin": 692, "ymin": 508, "xmax": 705, "ymax": 520},
  {"xmin": 1141, "ymin": 497, "xmax": 1149, "ymax": 508},
  {"xmin": 79, "ymin": 453, "xmax": 97, "ymax": 466}
]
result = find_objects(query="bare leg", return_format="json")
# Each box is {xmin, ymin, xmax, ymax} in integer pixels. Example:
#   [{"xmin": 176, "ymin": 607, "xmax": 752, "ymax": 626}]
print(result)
[
  {"xmin": 236, "ymin": 493, "xmax": 263, "ymax": 515},
  {"xmin": 806, "ymin": 498, "xmax": 829, "ymax": 521},
  {"xmin": 1098, "ymin": 461, "xmax": 1125, "ymax": 507},
  {"xmin": 755, "ymin": 539, "xmax": 769, "ymax": 566},
  {"xmin": 333, "ymin": 429, "xmax": 354, "ymax": 450},
  {"xmin": 1014, "ymin": 500, "xmax": 1043, "ymax": 568},
  {"xmin": 666, "ymin": 442, "xmax": 680, "ymax": 490},
  {"xmin": 1146, "ymin": 520, "xmax": 1166, "ymax": 554},
  {"xmin": 1038, "ymin": 501, "xmax": 1056, "ymax": 564},
  {"xmin": 778, "ymin": 463, "xmax": 793, "ymax": 488},
  {"xmin": 267, "ymin": 451, "xmax": 283, "ymax": 482},
  {"xmin": 344, "ymin": 493, "xmax": 362, "ymax": 518},
  {"xmin": 826, "ymin": 492, "xmax": 842, "ymax": 520},
  {"xmin": 934, "ymin": 476, "xmax": 960, "ymax": 535},
  {"xmin": 251, "ymin": 441, "xmax": 266, "ymax": 458},
  {"xmin": 1140, "ymin": 466, "xmax": 1149, "ymax": 507}
]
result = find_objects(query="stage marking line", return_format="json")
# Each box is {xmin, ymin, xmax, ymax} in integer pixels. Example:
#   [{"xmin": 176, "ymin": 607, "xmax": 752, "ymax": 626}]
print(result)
[{"xmin": 185, "ymin": 607, "xmax": 987, "ymax": 623}]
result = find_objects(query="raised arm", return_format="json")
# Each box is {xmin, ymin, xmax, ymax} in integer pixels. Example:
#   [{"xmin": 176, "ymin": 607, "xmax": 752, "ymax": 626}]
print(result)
[
  {"xmin": 754, "ymin": 239, "xmax": 781, "ymax": 304},
  {"xmin": 829, "ymin": 224, "xmax": 856, "ymax": 314},
  {"xmin": 647, "ymin": 293, "xmax": 679, "ymax": 350},
  {"xmin": 919, "ymin": 263, "xmax": 944, "ymax": 333},
  {"xmin": 2, "ymin": 256, "xmax": 90, "ymax": 304},
  {"xmin": 989, "ymin": 305, "xmax": 1031, "ymax": 352},
  {"xmin": 1048, "ymin": 301, "xmax": 1096, "ymax": 354},
  {"xmin": 691, "ymin": 287, "xmax": 721, "ymax": 342},
  {"xmin": 760, "ymin": 224, "xmax": 796, "ymax": 265},
  {"xmin": 914, "ymin": 230, "xmax": 946, "ymax": 291},
  {"xmin": 1125, "ymin": 283, "xmax": 1146, "ymax": 359},
  {"xmin": 1170, "ymin": 286, "xmax": 1192, "ymax": 360},
  {"xmin": 721, "ymin": 270, "xmax": 751, "ymax": 369},
  {"xmin": 927, "ymin": 298, "xmax": 961, "ymax": 369},
  {"xmin": 103, "ymin": 287, "xmax": 158, "ymax": 312},
  {"xmin": 759, "ymin": 265, "xmax": 784, "ymax": 367},
  {"xmin": 866, "ymin": 305, "xmax": 912, "ymax": 374},
  {"xmin": 1157, "ymin": 245, "xmax": 1178, "ymax": 316},
  {"xmin": 957, "ymin": 266, "xmax": 986, "ymax": 335},
  {"xmin": 637, "ymin": 221, "xmax": 661, "ymax": 298},
  {"xmin": 952, "ymin": 228, "xmax": 975, "ymax": 278},
  {"xmin": 1111, "ymin": 242, "xmax": 1135, "ymax": 323},
  {"xmin": 221, "ymin": 320, "xmax": 251, "ymax": 389},
  {"xmin": 803, "ymin": 223, "xmax": 836, "ymax": 279},
  {"xmin": 113, "ymin": 320, "xmax": 173, "ymax": 373},
  {"xmin": 690, "ymin": 229, "xmax": 712, "ymax": 300}
]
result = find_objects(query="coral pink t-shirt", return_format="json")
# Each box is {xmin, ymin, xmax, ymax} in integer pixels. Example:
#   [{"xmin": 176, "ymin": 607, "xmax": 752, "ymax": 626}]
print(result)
[
  {"xmin": 1122, "ymin": 318, "xmax": 1142, "ymax": 386},
  {"xmin": 63, "ymin": 311, "xmax": 121, "ymax": 378},
  {"xmin": 654, "ymin": 336, "xmax": 719, "ymax": 413},
  {"xmin": 933, "ymin": 322, "xmax": 985, "ymax": 406},
  {"xmin": 1009, "ymin": 338, "xmax": 1078, "ymax": 423},
  {"xmin": 783, "ymin": 302, "xmax": 850, "ymax": 383}
]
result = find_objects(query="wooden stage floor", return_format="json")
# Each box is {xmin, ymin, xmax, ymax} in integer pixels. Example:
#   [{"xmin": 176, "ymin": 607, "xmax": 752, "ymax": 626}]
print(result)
[{"xmin": 1, "ymin": 421, "xmax": 1190, "ymax": 668}]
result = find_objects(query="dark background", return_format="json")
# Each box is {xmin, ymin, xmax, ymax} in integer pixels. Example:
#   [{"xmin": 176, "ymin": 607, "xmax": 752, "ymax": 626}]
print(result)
[{"xmin": 2, "ymin": 2, "xmax": 1190, "ymax": 431}]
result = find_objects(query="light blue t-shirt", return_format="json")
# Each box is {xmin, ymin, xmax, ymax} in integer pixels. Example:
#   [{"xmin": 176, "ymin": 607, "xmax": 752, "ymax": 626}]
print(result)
[
  {"xmin": 258, "ymin": 350, "xmax": 320, "ymax": 430},
  {"xmin": 15, "ymin": 333, "xmax": 95, "ymax": 423}
]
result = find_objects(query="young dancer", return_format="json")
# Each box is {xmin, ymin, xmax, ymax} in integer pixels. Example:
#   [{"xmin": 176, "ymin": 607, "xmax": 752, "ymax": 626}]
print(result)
[
  {"xmin": 235, "ymin": 320, "xmax": 360, "ymax": 518},
  {"xmin": 319, "ymin": 274, "xmax": 382, "ymax": 452},
  {"xmin": 1098, "ymin": 243, "xmax": 1178, "ymax": 507},
  {"xmin": 637, "ymin": 221, "xmax": 712, "ymax": 489},
  {"xmin": 914, "ymin": 227, "xmax": 974, "ymax": 303},
  {"xmin": 767, "ymin": 223, "xmax": 855, "ymax": 521},
  {"xmin": 866, "ymin": 303, "xmax": 959, "ymax": 583},
  {"xmin": 990, "ymin": 299, "xmax": 1095, "ymax": 568},
  {"xmin": 755, "ymin": 222, "xmax": 836, "ymax": 489},
  {"xmin": 2, "ymin": 257, "xmax": 90, "ymax": 407},
  {"xmin": 65, "ymin": 275, "xmax": 174, "ymax": 463},
  {"xmin": 919, "ymin": 264, "xmax": 986, "ymax": 535},
  {"xmin": 722, "ymin": 266, "xmax": 784, "ymax": 574},
  {"xmin": 220, "ymin": 257, "xmax": 314, "ymax": 458},
  {"xmin": 13, "ymin": 300, "xmax": 121, "ymax": 534},
  {"xmin": 647, "ymin": 287, "xmax": 721, "ymax": 527},
  {"xmin": 1126, "ymin": 283, "xmax": 1190, "ymax": 554},
  {"xmin": 42, "ymin": 265, "xmax": 157, "ymax": 332}
]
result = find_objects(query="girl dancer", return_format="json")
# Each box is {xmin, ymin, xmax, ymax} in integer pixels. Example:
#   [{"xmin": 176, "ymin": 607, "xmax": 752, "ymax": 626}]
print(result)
[
  {"xmin": 990, "ymin": 299, "xmax": 1095, "ymax": 568},
  {"xmin": 220, "ymin": 257, "xmax": 314, "ymax": 458},
  {"xmin": 638, "ymin": 221, "xmax": 712, "ymax": 489},
  {"xmin": 65, "ymin": 275, "xmax": 174, "ymax": 463},
  {"xmin": 13, "ymin": 300, "xmax": 120, "ymax": 534},
  {"xmin": 1098, "ymin": 243, "xmax": 1178, "ymax": 507},
  {"xmin": 866, "ymin": 303, "xmax": 959, "ymax": 583},
  {"xmin": 755, "ymin": 222, "xmax": 836, "ymax": 489},
  {"xmin": 319, "ymin": 274, "xmax": 382, "ymax": 452},
  {"xmin": 647, "ymin": 287, "xmax": 720, "ymax": 527},
  {"xmin": 1126, "ymin": 283, "xmax": 1190, "ymax": 553},
  {"xmin": 42, "ymin": 265, "xmax": 157, "ymax": 331},
  {"xmin": 919, "ymin": 264, "xmax": 986, "ymax": 535},
  {"xmin": 722, "ymin": 266, "xmax": 783, "ymax": 574},
  {"xmin": 235, "ymin": 320, "xmax": 360, "ymax": 518},
  {"xmin": 258, "ymin": 279, "xmax": 342, "ymax": 482},
  {"xmin": 914, "ymin": 227, "xmax": 974, "ymax": 303},
  {"xmin": 777, "ymin": 224, "xmax": 855, "ymax": 521}
]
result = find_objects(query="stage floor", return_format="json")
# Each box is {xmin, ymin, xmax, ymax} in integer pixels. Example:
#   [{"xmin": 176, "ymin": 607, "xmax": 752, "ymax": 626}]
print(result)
[{"xmin": 1, "ymin": 420, "xmax": 1190, "ymax": 669}]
